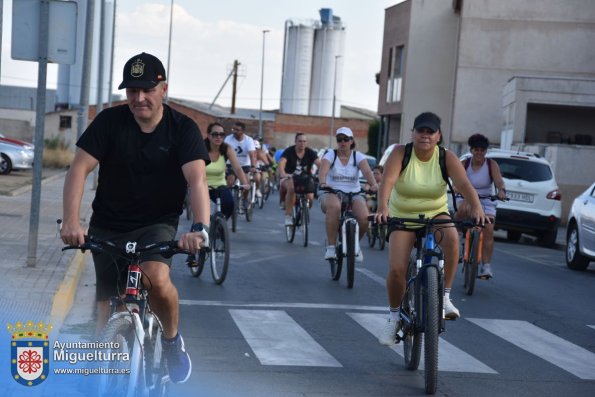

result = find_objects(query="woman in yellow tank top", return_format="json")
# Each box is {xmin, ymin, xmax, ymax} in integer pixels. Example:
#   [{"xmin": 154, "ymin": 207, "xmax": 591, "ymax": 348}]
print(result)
[
  {"xmin": 374, "ymin": 112, "xmax": 490, "ymax": 346},
  {"xmin": 205, "ymin": 123, "xmax": 249, "ymax": 218}
]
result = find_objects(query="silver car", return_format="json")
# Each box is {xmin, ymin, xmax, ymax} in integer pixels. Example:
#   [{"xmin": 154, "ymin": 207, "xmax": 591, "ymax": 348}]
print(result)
[
  {"xmin": 566, "ymin": 182, "xmax": 595, "ymax": 270},
  {"xmin": 0, "ymin": 141, "xmax": 34, "ymax": 175}
]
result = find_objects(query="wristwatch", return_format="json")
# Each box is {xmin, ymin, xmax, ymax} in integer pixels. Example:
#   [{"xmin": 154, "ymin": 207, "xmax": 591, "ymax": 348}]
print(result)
[{"xmin": 190, "ymin": 223, "xmax": 210, "ymax": 247}]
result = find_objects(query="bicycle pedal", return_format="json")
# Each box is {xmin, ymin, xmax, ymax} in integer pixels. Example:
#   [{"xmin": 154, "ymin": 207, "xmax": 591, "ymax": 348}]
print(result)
[{"xmin": 478, "ymin": 275, "xmax": 492, "ymax": 280}]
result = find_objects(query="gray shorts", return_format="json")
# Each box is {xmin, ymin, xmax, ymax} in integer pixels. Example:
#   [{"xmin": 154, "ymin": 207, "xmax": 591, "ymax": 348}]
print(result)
[
  {"xmin": 318, "ymin": 191, "xmax": 365, "ymax": 212},
  {"xmin": 88, "ymin": 223, "xmax": 177, "ymax": 301}
]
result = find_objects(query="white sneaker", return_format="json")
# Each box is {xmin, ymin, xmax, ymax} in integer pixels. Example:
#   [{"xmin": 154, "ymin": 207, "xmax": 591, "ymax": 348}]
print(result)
[
  {"xmin": 378, "ymin": 318, "xmax": 400, "ymax": 346},
  {"xmin": 478, "ymin": 263, "xmax": 493, "ymax": 279},
  {"xmin": 355, "ymin": 249, "xmax": 364, "ymax": 263},
  {"xmin": 284, "ymin": 215, "xmax": 293, "ymax": 226},
  {"xmin": 444, "ymin": 299, "xmax": 460, "ymax": 320},
  {"xmin": 324, "ymin": 245, "xmax": 336, "ymax": 260},
  {"xmin": 255, "ymin": 190, "xmax": 262, "ymax": 198}
]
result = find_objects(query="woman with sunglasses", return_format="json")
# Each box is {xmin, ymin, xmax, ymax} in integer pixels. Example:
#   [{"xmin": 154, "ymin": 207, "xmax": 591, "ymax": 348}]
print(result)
[
  {"xmin": 375, "ymin": 112, "xmax": 490, "ymax": 346},
  {"xmin": 454, "ymin": 133, "xmax": 507, "ymax": 279},
  {"xmin": 318, "ymin": 127, "xmax": 378, "ymax": 262},
  {"xmin": 205, "ymin": 122, "xmax": 249, "ymax": 218}
]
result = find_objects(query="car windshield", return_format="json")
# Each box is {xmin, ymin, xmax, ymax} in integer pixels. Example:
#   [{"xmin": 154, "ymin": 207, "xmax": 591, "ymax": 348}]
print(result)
[{"xmin": 492, "ymin": 158, "xmax": 552, "ymax": 182}]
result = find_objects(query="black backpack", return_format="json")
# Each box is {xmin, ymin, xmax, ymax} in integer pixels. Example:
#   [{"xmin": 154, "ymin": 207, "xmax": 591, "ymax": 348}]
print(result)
[{"xmin": 401, "ymin": 142, "xmax": 457, "ymax": 212}]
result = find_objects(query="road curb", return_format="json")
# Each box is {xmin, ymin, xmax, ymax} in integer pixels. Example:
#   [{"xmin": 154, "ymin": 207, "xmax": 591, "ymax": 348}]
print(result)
[{"xmin": 49, "ymin": 250, "xmax": 88, "ymax": 332}]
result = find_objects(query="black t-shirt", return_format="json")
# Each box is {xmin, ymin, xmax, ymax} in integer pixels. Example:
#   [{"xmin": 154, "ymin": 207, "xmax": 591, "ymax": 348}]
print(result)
[
  {"xmin": 281, "ymin": 146, "xmax": 318, "ymax": 175},
  {"xmin": 77, "ymin": 104, "xmax": 209, "ymax": 232}
]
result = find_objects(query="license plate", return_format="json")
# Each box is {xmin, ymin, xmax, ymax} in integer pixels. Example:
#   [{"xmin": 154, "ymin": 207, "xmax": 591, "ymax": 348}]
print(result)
[{"xmin": 506, "ymin": 191, "xmax": 534, "ymax": 203}]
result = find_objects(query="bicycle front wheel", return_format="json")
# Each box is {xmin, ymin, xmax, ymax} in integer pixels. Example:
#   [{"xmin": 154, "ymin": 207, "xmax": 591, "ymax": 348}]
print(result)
[
  {"xmin": 330, "ymin": 233, "xmax": 343, "ymax": 280},
  {"xmin": 404, "ymin": 256, "xmax": 421, "ymax": 370},
  {"xmin": 423, "ymin": 265, "xmax": 440, "ymax": 394},
  {"xmin": 301, "ymin": 203, "xmax": 309, "ymax": 247},
  {"xmin": 285, "ymin": 208, "xmax": 296, "ymax": 243},
  {"xmin": 211, "ymin": 215, "xmax": 230, "ymax": 284},
  {"xmin": 378, "ymin": 224, "xmax": 386, "ymax": 251},
  {"xmin": 367, "ymin": 221, "xmax": 376, "ymax": 248},
  {"xmin": 231, "ymin": 193, "xmax": 239, "ymax": 233},
  {"xmin": 345, "ymin": 220, "xmax": 356, "ymax": 289},
  {"xmin": 463, "ymin": 229, "xmax": 480, "ymax": 296},
  {"xmin": 97, "ymin": 316, "xmax": 139, "ymax": 397},
  {"xmin": 189, "ymin": 250, "xmax": 206, "ymax": 278}
]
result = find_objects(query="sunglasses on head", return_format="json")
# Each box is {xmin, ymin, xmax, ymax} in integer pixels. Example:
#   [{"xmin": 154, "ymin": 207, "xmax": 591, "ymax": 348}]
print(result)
[
  {"xmin": 210, "ymin": 132, "xmax": 225, "ymax": 138},
  {"xmin": 336, "ymin": 136, "xmax": 352, "ymax": 143}
]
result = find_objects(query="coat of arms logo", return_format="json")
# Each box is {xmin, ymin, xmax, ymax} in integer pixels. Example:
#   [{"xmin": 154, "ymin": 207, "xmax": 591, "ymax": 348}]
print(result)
[
  {"xmin": 130, "ymin": 58, "xmax": 145, "ymax": 77},
  {"xmin": 8, "ymin": 320, "xmax": 52, "ymax": 386}
]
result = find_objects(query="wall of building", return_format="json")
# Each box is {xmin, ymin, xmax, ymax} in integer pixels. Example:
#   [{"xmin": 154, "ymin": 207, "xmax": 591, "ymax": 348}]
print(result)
[
  {"xmin": 451, "ymin": 0, "xmax": 595, "ymax": 146},
  {"xmin": 401, "ymin": 0, "xmax": 459, "ymax": 145}
]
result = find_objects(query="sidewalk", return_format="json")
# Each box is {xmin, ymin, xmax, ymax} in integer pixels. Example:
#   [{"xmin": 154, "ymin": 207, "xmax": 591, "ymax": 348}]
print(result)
[{"xmin": 0, "ymin": 171, "xmax": 93, "ymax": 334}]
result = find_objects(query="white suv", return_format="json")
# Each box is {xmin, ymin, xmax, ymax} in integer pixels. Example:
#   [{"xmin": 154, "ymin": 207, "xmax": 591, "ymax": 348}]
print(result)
[{"xmin": 462, "ymin": 149, "xmax": 562, "ymax": 247}]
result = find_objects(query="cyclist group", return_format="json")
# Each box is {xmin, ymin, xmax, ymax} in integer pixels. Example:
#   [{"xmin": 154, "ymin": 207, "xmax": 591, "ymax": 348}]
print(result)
[{"xmin": 60, "ymin": 52, "xmax": 507, "ymax": 386}]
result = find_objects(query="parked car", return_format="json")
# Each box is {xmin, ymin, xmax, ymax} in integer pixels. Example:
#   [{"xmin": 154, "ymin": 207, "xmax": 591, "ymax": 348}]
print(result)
[
  {"xmin": 461, "ymin": 149, "xmax": 561, "ymax": 246},
  {"xmin": 0, "ymin": 133, "xmax": 34, "ymax": 150},
  {"xmin": 566, "ymin": 182, "xmax": 595, "ymax": 270},
  {"xmin": 0, "ymin": 141, "xmax": 34, "ymax": 175}
]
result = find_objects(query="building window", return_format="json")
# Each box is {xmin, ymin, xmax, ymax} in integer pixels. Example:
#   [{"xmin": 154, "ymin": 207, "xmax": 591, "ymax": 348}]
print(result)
[
  {"xmin": 59, "ymin": 115, "xmax": 72, "ymax": 129},
  {"xmin": 386, "ymin": 45, "xmax": 403, "ymax": 103}
]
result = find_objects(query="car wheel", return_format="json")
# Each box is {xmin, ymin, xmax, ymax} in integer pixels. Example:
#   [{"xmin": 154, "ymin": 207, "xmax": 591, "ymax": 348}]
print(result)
[
  {"xmin": 0, "ymin": 153, "xmax": 12, "ymax": 175},
  {"xmin": 566, "ymin": 222, "xmax": 590, "ymax": 271},
  {"xmin": 506, "ymin": 230, "xmax": 522, "ymax": 243}
]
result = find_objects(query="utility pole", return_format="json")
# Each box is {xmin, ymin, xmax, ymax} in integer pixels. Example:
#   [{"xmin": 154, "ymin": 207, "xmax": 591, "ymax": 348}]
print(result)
[
  {"xmin": 96, "ymin": 0, "xmax": 106, "ymax": 114},
  {"xmin": 258, "ymin": 30, "xmax": 269, "ymax": 138},
  {"xmin": 231, "ymin": 60, "xmax": 239, "ymax": 114},
  {"xmin": 107, "ymin": 0, "xmax": 117, "ymax": 108},
  {"xmin": 329, "ymin": 55, "xmax": 342, "ymax": 147},
  {"xmin": 165, "ymin": 0, "xmax": 174, "ymax": 102},
  {"xmin": 77, "ymin": 0, "xmax": 95, "ymax": 139}
]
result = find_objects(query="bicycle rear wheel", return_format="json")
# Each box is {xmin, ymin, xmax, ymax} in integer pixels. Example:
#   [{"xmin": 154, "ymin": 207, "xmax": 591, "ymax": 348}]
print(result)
[
  {"xmin": 345, "ymin": 220, "xmax": 356, "ymax": 288},
  {"xmin": 330, "ymin": 233, "xmax": 343, "ymax": 280},
  {"xmin": 301, "ymin": 202, "xmax": 309, "ymax": 247},
  {"xmin": 378, "ymin": 225, "xmax": 386, "ymax": 251},
  {"xmin": 97, "ymin": 316, "xmax": 138, "ymax": 397},
  {"xmin": 144, "ymin": 314, "xmax": 169, "ymax": 397},
  {"xmin": 211, "ymin": 215, "xmax": 230, "ymax": 284},
  {"xmin": 404, "ymin": 256, "xmax": 421, "ymax": 370},
  {"xmin": 367, "ymin": 221, "xmax": 376, "ymax": 248},
  {"xmin": 423, "ymin": 265, "xmax": 440, "ymax": 394},
  {"xmin": 463, "ymin": 229, "xmax": 480, "ymax": 296}
]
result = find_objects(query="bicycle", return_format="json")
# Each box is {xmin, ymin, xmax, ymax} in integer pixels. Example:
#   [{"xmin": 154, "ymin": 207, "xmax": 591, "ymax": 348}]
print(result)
[
  {"xmin": 375, "ymin": 215, "xmax": 474, "ymax": 394},
  {"xmin": 321, "ymin": 187, "xmax": 366, "ymax": 289},
  {"xmin": 187, "ymin": 186, "xmax": 230, "ymax": 284},
  {"xmin": 284, "ymin": 174, "xmax": 313, "ymax": 247},
  {"xmin": 455, "ymin": 194, "xmax": 507, "ymax": 296},
  {"xmin": 230, "ymin": 183, "xmax": 245, "ymax": 233},
  {"xmin": 258, "ymin": 164, "xmax": 272, "ymax": 207},
  {"xmin": 366, "ymin": 193, "xmax": 386, "ymax": 250},
  {"xmin": 62, "ymin": 238, "xmax": 192, "ymax": 397}
]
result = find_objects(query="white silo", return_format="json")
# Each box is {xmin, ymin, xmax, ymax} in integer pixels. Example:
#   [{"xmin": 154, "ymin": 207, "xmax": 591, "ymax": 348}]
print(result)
[
  {"xmin": 56, "ymin": 0, "xmax": 115, "ymax": 108},
  {"xmin": 309, "ymin": 9, "xmax": 345, "ymax": 117},
  {"xmin": 280, "ymin": 20, "xmax": 315, "ymax": 115}
]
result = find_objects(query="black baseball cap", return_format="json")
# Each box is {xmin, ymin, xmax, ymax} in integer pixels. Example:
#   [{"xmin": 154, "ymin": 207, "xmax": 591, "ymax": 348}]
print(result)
[
  {"xmin": 118, "ymin": 52, "xmax": 166, "ymax": 90},
  {"xmin": 413, "ymin": 112, "xmax": 441, "ymax": 132}
]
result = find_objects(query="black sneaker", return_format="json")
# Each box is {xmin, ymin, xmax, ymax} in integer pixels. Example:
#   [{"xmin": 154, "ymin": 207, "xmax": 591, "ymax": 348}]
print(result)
[{"xmin": 162, "ymin": 333, "xmax": 192, "ymax": 383}]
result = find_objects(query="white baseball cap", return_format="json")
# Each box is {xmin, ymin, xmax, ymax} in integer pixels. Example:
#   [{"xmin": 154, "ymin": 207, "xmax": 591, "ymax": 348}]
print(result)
[{"xmin": 335, "ymin": 127, "xmax": 353, "ymax": 138}]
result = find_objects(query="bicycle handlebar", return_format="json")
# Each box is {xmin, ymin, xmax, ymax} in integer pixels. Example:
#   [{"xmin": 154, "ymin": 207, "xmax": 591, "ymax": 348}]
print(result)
[
  {"xmin": 62, "ymin": 237, "xmax": 193, "ymax": 259},
  {"xmin": 454, "ymin": 193, "xmax": 509, "ymax": 202},
  {"xmin": 319, "ymin": 186, "xmax": 367, "ymax": 196},
  {"xmin": 367, "ymin": 215, "xmax": 478, "ymax": 228}
]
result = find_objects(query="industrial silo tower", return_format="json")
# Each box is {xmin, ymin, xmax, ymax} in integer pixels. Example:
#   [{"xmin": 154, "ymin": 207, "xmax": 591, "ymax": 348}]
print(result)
[{"xmin": 280, "ymin": 9, "xmax": 345, "ymax": 117}]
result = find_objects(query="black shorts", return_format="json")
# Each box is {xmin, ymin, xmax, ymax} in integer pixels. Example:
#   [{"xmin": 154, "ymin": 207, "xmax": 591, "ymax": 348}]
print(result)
[
  {"xmin": 88, "ymin": 222, "xmax": 177, "ymax": 301},
  {"xmin": 226, "ymin": 164, "xmax": 251, "ymax": 178},
  {"xmin": 385, "ymin": 212, "xmax": 453, "ymax": 242}
]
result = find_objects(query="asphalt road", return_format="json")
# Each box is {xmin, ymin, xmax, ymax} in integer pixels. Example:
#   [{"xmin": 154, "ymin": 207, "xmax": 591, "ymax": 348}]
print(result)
[{"xmin": 59, "ymin": 192, "xmax": 595, "ymax": 397}]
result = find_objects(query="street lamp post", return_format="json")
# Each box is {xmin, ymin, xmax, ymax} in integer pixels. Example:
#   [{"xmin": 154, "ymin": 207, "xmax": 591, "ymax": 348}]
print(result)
[
  {"xmin": 165, "ymin": 0, "xmax": 174, "ymax": 102},
  {"xmin": 329, "ymin": 55, "xmax": 342, "ymax": 147},
  {"xmin": 258, "ymin": 29, "xmax": 270, "ymax": 138}
]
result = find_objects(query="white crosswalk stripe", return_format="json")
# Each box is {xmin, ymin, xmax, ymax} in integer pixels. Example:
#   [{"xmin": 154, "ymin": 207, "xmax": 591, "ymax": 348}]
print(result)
[
  {"xmin": 348, "ymin": 312, "xmax": 497, "ymax": 373},
  {"xmin": 229, "ymin": 309, "xmax": 342, "ymax": 367},
  {"xmin": 468, "ymin": 318, "xmax": 595, "ymax": 380}
]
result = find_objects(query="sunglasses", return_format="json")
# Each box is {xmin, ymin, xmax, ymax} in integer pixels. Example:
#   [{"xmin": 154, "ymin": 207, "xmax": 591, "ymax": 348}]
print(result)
[
  {"xmin": 415, "ymin": 128, "xmax": 438, "ymax": 134},
  {"xmin": 210, "ymin": 132, "xmax": 225, "ymax": 138},
  {"xmin": 336, "ymin": 137, "xmax": 352, "ymax": 143}
]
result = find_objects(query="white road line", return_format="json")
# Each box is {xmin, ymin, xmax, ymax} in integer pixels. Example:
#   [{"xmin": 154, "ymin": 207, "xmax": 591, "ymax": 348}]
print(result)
[
  {"xmin": 357, "ymin": 268, "xmax": 385, "ymax": 285},
  {"xmin": 348, "ymin": 313, "xmax": 497, "ymax": 373},
  {"xmin": 229, "ymin": 309, "xmax": 342, "ymax": 367},
  {"xmin": 468, "ymin": 318, "xmax": 595, "ymax": 380},
  {"xmin": 180, "ymin": 299, "xmax": 385, "ymax": 311},
  {"xmin": 589, "ymin": 325, "xmax": 595, "ymax": 331}
]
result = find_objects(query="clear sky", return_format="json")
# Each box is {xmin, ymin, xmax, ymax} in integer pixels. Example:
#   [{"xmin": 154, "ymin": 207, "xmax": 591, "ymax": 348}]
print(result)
[{"xmin": 0, "ymin": 0, "xmax": 400, "ymax": 112}]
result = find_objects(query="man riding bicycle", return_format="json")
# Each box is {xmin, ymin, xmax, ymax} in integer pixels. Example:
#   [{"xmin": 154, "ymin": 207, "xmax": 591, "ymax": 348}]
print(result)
[
  {"xmin": 60, "ymin": 52, "xmax": 210, "ymax": 384},
  {"xmin": 278, "ymin": 133, "xmax": 320, "ymax": 226}
]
